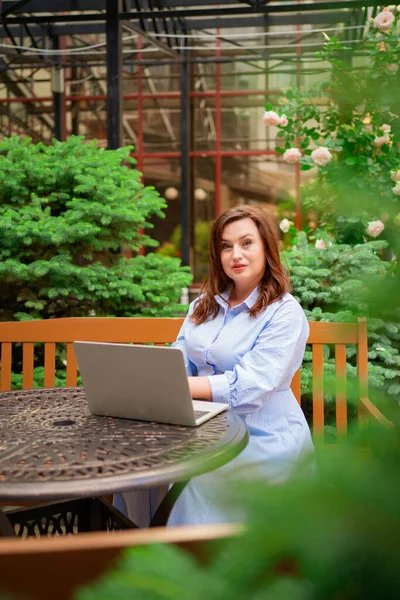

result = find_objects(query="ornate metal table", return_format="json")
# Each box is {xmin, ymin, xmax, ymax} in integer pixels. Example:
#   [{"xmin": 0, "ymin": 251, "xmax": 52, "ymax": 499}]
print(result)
[{"xmin": 0, "ymin": 387, "xmax": 248, "ymax": 536}]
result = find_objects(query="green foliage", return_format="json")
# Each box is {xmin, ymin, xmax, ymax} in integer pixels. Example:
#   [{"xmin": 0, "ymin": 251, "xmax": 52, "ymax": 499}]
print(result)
[
  {"xmin": 75, "ymin": 421, "xmax": 400, "ymax": 600},
  {"xmin": 11, "ymin": 367, "xmax": 78, "ymax": 390},
  {"xmin": 0, "ymin": 136, "xmax": 192, "ymax": 320},
  {"xmin": 156, "ymin": 242, "xmax": 180, "ymax": 258},
  {"xmin": 284, "ymin": 233, "xmax": 389, "ymax": 313},
  {"xmin": 284, "ymin": 233, "xmax": 400, "ymax": 425}
]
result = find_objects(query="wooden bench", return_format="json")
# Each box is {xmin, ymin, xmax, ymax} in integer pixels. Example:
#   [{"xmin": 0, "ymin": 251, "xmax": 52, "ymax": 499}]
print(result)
[
  {"xmin": 0, "ymin": 316, "xmax": 389, "ymax": 436},
  {"xmin": 0, "ymin": 524, "xmax": 240, "ymax": 600},
  {"xmin": 0, "ymin": 317, "xmax": 392, "ymax": 600}
]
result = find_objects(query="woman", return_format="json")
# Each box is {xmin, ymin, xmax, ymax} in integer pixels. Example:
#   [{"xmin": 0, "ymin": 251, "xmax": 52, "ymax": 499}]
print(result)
[
  {"xmin": 166, "ymin": 205, "xmax": 313, "ymax": 525},
  {"xmin": 117, "ymin": 205, "xmax": 313, "ymax": 526}
]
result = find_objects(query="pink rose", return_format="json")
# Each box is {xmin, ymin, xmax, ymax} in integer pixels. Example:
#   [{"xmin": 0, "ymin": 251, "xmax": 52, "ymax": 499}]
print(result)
[
  {"xmin": 391, "ymin": 169, "xmax": 400, "ymax": 182},
  {"xmin": 366, "ymin": 220, "xmax": 385, "ymax": 238},
  {"xmin": 282, "ymin": 148, "xmax": 302, "ymax": 164},
  {"xmin": 380, "ymin": 124, "xmax": 391, "ymax": 133},
  {"xmin": 392, "ymin": 183, "xmax": 400, "ymax": 196},
  {"xmin": 263, "ymin": 110, "xmax": 281, "ymax": 126},
  {"xmin": 279, "ymin": 218, "xmax": 293, "ymax": 233},
  {"xmin": 315, "ymin": 239, "xmax": 326, "ymax": 249},
  {"xmin": 364, "ymin": 123, "xmax": 373, "ymax": 133},
  {"xmin": 374, "ymin": 8, "xmax": 395, "ymax": 31},
  {"xmin": 280, "ymin": 114, "xmax": 288, "ymax": 127},
  {"xmin": 311, "ymin": 147, "xmax": 332, "ymax": 167},
  {"xmin": 373, "ymin": 134, "xmax": 390, "ymax": 147}
]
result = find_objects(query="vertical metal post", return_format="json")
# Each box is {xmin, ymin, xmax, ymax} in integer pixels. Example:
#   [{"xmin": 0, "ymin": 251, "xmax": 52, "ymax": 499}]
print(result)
[
  {"xmin": 52, "ymin": 36, "xmax": 66, "ymax": 141},
  {"xmin": 295, "ymin": 0, "xmax": 302, "ymax": 231},
  {"xmin": 180, "ymin": 47, "xmax": 192, "ymax": 268},
  {"xmin": 189, "ymin": 58, "xmax": 195, "ymax": 272},
  {"xmin": 106, "ymin": 0, "xmax": 122, "ymax": 149},
  {"xmin": 215, "ymin": 32, "xmax": 221, "ymax": 216},
  {"xmin": 137, "ymin": 37, "xmax": 145, "ymax": 256},
  {"xmin": 7, "ymin": 84, "xmax": 11, "ymax": 136}
]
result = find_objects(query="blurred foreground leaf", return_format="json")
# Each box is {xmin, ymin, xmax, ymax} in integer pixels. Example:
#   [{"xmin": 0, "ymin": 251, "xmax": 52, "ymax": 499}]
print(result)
[{"xmin": 76, "ymin": 419, "xmax": 400, "ymax": 600}]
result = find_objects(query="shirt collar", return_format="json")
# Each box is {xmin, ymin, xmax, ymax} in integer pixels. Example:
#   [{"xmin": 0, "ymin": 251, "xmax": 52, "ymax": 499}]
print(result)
[{"xmin": 214, "ymin": 285, "xmax": 260, "ymax": 310}]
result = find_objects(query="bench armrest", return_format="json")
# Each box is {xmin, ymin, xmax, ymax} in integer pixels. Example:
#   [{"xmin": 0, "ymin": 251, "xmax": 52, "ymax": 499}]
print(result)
[{"xmin": 359, "ymin": 397, "xmax": 393, "ymax": 427}]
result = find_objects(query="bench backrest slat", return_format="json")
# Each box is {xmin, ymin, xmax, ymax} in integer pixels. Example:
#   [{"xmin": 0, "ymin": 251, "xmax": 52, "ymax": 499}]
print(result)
[
  {"xmin": 0, "ymin": 317, "xmax": 368, "ymax": 438},
  {"xmin": 357, "ymin": 318, "xmax": 369, "ymax": 399},
  {"xmin": 0, "ymin": 342, "xmax": 12, "ymax": 392},
  {"xmin": 22, "ymin": 343, "xmax": 34, "ymax": 390},
  {"xmin": 335, "ymin": 344, "xmax": 348, "ymax": 438},
  {"xmin": 44, "ymin": 342, "xmax": 56, "ymax": 388},
  {"xmin": 312, "ymin": 344, "xmax": 325, "ymax": 436},
  {"xmin": 66, "ymin": 343, "xmax": 78, "ymax": 387}
]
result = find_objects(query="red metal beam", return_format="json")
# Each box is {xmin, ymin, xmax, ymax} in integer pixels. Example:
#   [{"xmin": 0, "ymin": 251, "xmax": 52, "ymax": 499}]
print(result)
[
  {"xmin": 0, "ymin": 90, "xmax": 281, "ymax": 104},
  {"xmin": 213, "ymin": 150, "xmax": 276, "ymax": 157},
  {"xmin": 130, "ymin": 150, "xmax": 277, "ymax": 159},
  {"xmin": 64, "ymin": 91, "xmax": 277, "ymax": 101},
  {"xmin": 0, "ymin": 96, "xmax": 53, "ymax": 103},
  {"xmin": 190, "ymin": 90, "xmax": 278, "ymax": 98}
]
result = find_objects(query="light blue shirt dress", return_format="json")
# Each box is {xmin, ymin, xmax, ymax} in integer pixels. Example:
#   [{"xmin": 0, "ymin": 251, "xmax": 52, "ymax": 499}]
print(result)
[{"xmin": 167, "ymin": 288, "xmax": 314, "ymax": 525}]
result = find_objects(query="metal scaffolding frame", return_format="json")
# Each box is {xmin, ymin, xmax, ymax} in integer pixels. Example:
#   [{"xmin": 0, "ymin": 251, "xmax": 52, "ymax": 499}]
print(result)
[{"xmin": 0, "ymin": 0, "xmax": 382, "ymax": 269}]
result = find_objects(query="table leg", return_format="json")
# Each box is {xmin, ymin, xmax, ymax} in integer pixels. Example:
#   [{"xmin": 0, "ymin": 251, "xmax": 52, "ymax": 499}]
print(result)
[
  {"xmin": 149, "ymin": 481, "xmax": 189, "ymax": 527},
  {"xmin": 0, "ymin": 508, "xmax": 16, "ymax": 537}
]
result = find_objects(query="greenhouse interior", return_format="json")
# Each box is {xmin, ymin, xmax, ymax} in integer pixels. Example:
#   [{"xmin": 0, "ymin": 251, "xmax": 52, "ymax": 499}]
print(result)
[
  {"xmin": 0, "ymin": 3, "xmax": 399, "ymax": 599},
  {"xmin": 0, "ymin": 0, "xmax": 387, "ymax": 278}
]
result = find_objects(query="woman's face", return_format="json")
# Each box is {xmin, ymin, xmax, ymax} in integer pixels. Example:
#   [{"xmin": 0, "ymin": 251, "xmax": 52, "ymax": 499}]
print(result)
[{"xmin": 220, "ymin": 217, "xmax": 267, "ymax": 291}]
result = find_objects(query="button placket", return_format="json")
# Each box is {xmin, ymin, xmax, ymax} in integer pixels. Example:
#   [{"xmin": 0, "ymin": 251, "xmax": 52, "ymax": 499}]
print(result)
[{"xmin": 205, "ymin": 307, "xmax": 228, "ymax": 372}]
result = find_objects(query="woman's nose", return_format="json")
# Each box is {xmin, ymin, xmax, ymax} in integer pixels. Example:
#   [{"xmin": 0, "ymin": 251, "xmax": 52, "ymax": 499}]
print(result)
[{"xmin": 232, "ymin": 244, "xmax": 242, "ymax": 259}]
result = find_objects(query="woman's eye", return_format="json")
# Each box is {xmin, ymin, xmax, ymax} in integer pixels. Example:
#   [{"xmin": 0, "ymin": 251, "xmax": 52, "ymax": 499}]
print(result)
[
  {"xmin": 221, "ymin": 243, "xmax": 231, "ymax": 250},
  {"xmin": 243, "ymin": 239, "xmax": 252, "ymax": 246}
]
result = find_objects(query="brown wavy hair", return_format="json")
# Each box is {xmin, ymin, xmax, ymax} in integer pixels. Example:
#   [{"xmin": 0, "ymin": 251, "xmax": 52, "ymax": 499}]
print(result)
[{"xmin": 191, "ymin": 205, "xmax": 290, "ymax": 325}]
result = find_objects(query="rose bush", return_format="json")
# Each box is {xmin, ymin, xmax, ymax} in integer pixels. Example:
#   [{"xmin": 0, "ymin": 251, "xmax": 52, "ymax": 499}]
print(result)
[
  {"xmin": 266, "ymin": 6, "xmax": 400, "ymax": 249},
  {"xmin": 266, "ymin": 7, "xmax": 400, "ymax": 414}
]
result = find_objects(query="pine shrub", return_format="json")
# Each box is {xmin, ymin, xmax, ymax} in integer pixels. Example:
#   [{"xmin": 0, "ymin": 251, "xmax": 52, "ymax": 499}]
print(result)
[{"xmin": 0, "ymin": 136, "xmax": 191, "ymax": 321}]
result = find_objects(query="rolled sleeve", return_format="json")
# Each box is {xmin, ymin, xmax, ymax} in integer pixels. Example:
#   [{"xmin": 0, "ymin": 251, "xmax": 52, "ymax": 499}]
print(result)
[
  {"xmin": 208, "ymin": 374, "xmax": 231, "ymax": 404},
  {"xmin": 207, "ymin": 300, "xmax": 309, "ymax": 413}
]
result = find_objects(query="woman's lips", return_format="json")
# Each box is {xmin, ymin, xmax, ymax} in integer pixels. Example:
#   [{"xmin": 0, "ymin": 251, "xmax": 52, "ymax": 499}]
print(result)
[{"xmin": 232, "ymin": 265, "xmax": 247, "ymax": 272}]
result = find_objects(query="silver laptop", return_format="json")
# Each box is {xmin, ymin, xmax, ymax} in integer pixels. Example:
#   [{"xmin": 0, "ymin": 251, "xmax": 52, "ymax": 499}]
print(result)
[{"xmin": 73, "ymin": 341, "xmax": 228, "ymax": 427}]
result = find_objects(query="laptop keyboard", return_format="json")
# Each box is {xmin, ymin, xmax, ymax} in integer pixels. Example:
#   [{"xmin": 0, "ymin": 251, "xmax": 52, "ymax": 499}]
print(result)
[{"xmin": 194, "ymin": 410, "xmax": 211, "ymax": 418}]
